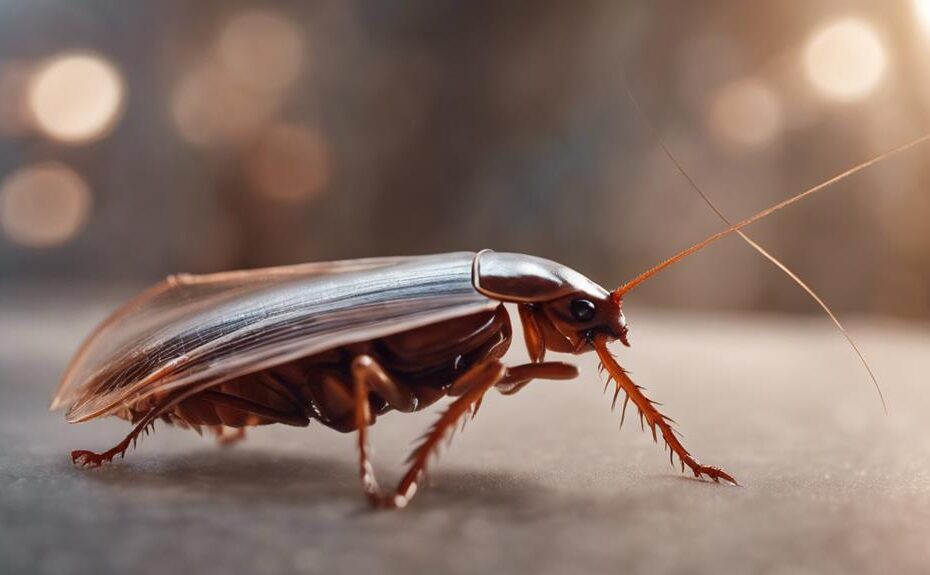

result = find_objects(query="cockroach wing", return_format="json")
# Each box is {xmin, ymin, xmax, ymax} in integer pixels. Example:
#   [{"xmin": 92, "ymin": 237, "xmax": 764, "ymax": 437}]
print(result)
[{"xmin": 52, "ymin": 253, "xmax": 496, "ymax": 423}]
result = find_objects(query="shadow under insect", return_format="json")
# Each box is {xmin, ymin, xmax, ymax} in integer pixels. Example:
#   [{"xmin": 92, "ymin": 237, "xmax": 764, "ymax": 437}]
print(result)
[{"xmin": 75, "ymin": 448, "xmax": 554, "ymax": 513}]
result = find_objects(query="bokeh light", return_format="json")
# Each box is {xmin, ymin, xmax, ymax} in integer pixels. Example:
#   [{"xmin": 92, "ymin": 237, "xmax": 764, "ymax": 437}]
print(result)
[
  {"xmin": 172, "ymin": 62, "xmax": 277, "ymax": 147},
  {"xmin": 0, "ymin": 163, "xmax": 92, "ymax": 247},
  {"xmin": 707, "ymin": 77, "xmax": 783, "ymax": 148},
  {"xmin": 246, "ymin": 124, "xmax": 331, "ymax": 203},
  {"xmin": 915, "ymin": 0, "xmax": 930, "ymax": 31},
  {"xmin": 803, "ymin": 19, "xmax": 886, "ymax": 102},
  {"xmin": 28, "ymin": 52, "xmax": 125, "ymax": 143},
  {"xmin": 172, "ymin": 9, "xmax": 304, "ymax": 149},
  {"xmin": 216, "ymin": 9, "xmax": 305, "ymax": 95}
]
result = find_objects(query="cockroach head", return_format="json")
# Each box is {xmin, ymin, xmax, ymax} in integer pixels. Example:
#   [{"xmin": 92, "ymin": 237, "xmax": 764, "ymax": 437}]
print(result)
[{"xmin": 472, "ymin": 250, "xmax": 629, "ymax": 353}]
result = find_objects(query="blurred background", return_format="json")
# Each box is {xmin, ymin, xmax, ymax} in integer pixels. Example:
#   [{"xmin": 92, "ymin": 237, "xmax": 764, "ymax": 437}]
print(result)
[
  {"xmin": 4, "ymin": 5, "xmax": 930, "ymax": 574},
  {"xmin": 0, "ymin": 0, "xmax": 928, "ymax": 318}
]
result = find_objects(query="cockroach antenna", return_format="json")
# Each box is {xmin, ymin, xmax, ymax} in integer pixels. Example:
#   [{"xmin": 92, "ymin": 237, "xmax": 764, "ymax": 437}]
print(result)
[
  {"xmin": 619, "ymin": 75, "xmax": 888, "ymax": 414},
  {"xmin": 616, "ymin": 77, "xmax": 930, "ymax": 412},
  {"xmin": 613, "ymin": 132, "xmax": 930, "ymax": 296}
]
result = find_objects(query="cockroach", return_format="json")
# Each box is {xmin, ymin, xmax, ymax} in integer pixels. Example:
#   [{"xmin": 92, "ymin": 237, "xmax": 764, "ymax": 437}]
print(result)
[{"xmin": 51, "ymin": 133, "xmax": 929, "ymax": 509}]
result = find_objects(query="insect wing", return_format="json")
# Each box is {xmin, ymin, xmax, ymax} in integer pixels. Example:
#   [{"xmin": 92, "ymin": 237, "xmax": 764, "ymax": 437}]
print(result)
[{"xmin": 53, "ymin": 253, "xmax": 495, "ymax": 422}]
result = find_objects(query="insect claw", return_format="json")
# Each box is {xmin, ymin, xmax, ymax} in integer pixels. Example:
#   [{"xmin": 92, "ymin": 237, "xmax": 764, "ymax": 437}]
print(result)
[{"xmin": 709, "ymin": 467, "xmax": 739, "ymax": 486}]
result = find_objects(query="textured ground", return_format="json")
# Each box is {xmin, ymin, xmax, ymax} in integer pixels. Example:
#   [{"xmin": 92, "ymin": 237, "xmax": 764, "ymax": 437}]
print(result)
[{"xmin": 2, "ymin": 288, "xmax": 930, "ymax": 575}]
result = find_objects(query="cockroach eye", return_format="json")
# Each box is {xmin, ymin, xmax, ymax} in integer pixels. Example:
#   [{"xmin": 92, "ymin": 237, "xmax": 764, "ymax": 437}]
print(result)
[{"xmin": 570, "ymin": 298, "xmax": 596, "ymax": 322}]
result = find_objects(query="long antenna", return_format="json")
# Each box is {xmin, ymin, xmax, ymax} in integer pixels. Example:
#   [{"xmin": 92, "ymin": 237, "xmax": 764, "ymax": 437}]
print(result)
[
  {"xmin": 620, "ymin": 80, "xmax": 889, "ymax": 413},
  {"xmin": 615, "ymin": 131, "xmax": 930, "ymax": 297}
]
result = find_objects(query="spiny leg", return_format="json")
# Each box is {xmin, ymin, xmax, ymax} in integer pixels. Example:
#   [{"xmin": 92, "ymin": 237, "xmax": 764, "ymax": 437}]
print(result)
[
  {"xmin": 354, "ymin": 359, "xmax": 505, "ymax": 509},
  {"xmin": 71, "ymin": 402, "xmax": 168, "ymax": 467},
  {"xmin": 353, "ymin": 357, "xmax": 578, "ymax": 509},
  {"xmin": 593, "ymin": 334, "xmax": 737, "ymax": 485},
  {"xmin": 351, "ymin": 354, "xmax": 434, "ymax": 506}
]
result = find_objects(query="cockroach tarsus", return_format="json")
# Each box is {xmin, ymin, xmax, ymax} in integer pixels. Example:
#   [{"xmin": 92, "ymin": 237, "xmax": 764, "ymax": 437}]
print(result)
[{"xmin": 51, "ymin": 133, "xmax": 930, "ymax": 509}]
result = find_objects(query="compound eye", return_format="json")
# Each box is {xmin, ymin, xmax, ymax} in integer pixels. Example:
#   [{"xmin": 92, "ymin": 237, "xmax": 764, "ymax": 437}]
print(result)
[{"xmin": 570, "ymin": 298, "xmax": 596, "ymax": 322}]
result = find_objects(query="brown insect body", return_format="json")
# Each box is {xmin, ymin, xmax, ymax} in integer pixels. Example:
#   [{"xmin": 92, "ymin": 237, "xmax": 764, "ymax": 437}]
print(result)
[
  {"xmin": 54, "ymin": 128, "xmax": 930, "ymax": 507},
  {"xmin": 167, "ymin": 305, "xmax": 513, "ymax": 434},
  {"xmin": 55, "ymin": 251, "xmax": 625, "ymax": 508}
]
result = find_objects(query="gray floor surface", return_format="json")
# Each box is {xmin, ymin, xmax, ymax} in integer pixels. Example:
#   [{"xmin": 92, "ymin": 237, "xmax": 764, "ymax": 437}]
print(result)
[{"xmin": 2, "ymin": 289, "xmax": 930, "ymax": 574}]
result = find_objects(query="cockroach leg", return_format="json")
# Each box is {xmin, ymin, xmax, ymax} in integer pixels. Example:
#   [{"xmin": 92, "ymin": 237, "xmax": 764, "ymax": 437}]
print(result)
[
  {"xmin": 376, "ymin": 359, "xmax": 507, "ymax": 509},
  {"xmin": 351, "ymin": 354, "xmax": 438, "ymax": 507},
  {"xmin": 72, "ymin": 436, "xmax": 134, "ymax": 467},
  {"xmin": 354, "ymin": 358, "xmax": 506, "ymax": 509},
  {"xmin": 593, "ymin": 335, "xmax": 738, "ymax": 485},
  {"xmin": 72, "ymin": 409, "xmax": 161, "ymax": 467},
  {"xmin": 354, "ymin": 358, "xmax": 580, "ymax": 509},
  {"xmin": 493, "ymin": 361, "xmax": 579, "ymax": 396},
  {"xmin": 353, "ymin": 355, "xmax": 418, "ymax": 412},
  {"xmin": 517, "ymin": 304, "xmax": 546, "ymax": 363},
  {"xmin": 71, "ymin": 391, "xmax": 192, "ymax": 467},
  {"xmin": 390, "ymin": 360, "xmax": 580, "ymax": 507}
]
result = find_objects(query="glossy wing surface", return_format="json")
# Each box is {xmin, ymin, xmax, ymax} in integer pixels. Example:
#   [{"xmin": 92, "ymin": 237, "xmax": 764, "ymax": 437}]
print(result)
[{"xmin": 52, "ymin": 253, "xmax": 494, "ymax": 422}]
